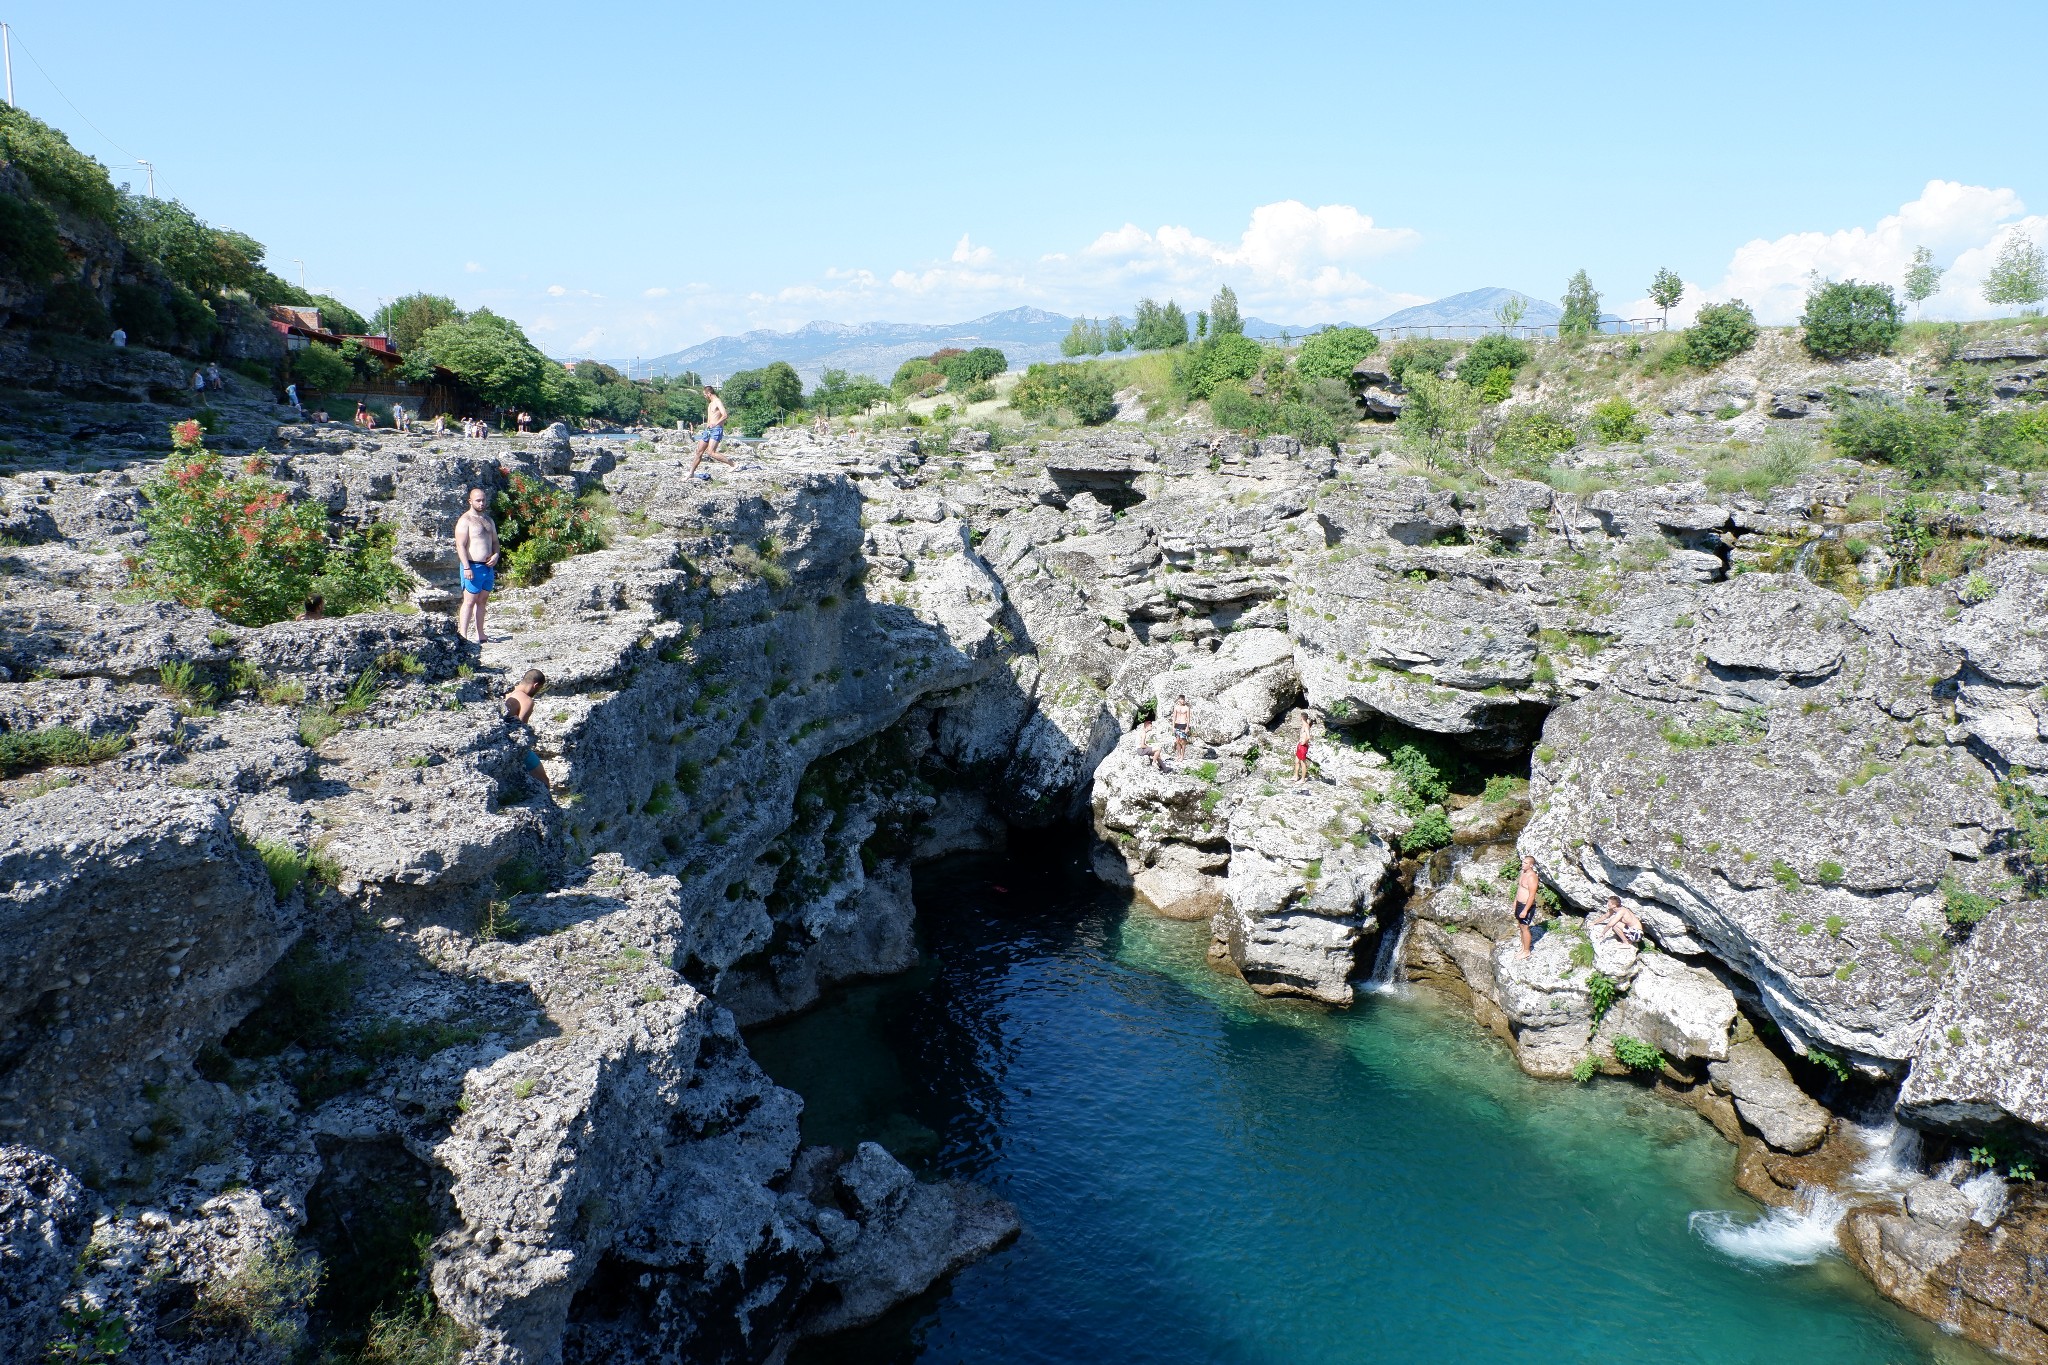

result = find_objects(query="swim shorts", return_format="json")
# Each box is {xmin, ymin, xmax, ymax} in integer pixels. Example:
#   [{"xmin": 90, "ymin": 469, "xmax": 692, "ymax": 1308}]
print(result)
[
  {"xmin": 1296, "ymin": 743, "xmax": 1310, "ymax": 761},
  {"xmin": 521, "ymin": 747, "xmax": 542, "ymax": 772},
  {"xmin": 699, "ymin": 425, "xmax": 725, "ymax": 443},
  {"xmin": 461, "ymin": 562, "xmax": 495, "ymax": 595}
]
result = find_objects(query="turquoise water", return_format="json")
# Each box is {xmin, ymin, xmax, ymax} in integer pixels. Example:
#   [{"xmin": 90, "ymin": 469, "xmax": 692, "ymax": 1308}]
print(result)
[{"xmin": 751, "ymin": 843, "xmax": 1990, "ymax": 1365}]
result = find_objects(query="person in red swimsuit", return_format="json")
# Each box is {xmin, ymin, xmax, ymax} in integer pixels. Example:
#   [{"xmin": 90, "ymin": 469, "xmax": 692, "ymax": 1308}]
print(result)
[{"xmin": 1294, "ymin": 708, "xmax": 1316, "ymax": 783}]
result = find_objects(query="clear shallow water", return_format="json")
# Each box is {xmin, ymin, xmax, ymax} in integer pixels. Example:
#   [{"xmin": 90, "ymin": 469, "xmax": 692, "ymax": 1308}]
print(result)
[{"xmin": 751, "ymin": 843, "xmax": 1991, "ymax": 1365}]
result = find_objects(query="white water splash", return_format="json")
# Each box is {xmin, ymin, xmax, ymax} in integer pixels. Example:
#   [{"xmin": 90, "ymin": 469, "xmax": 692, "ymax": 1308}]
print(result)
[
  {"xmin": 1691, "ymin": 1187, "xmax": 1848, "ymax": 1266},
  {"xmin": 1960, "ymin": 1169, "xmax": 2010, "ymax": 1227},
  {"xmin": 1846, "ymin": 1117, "xmax": 1925, "ymax": 1194},
  {"xmin": 1365, "ymin": 914, "xmax": 1411, "ymax": 994}
]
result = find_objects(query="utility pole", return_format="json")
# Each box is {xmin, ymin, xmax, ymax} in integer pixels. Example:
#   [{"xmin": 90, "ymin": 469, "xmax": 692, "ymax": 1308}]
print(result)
[
  {"xmin": 3, "ymin": 24, "xmax": 14, "ymax": 107},
  {"xmin": 137, "ymin": 159, "xmax": 155, "ymax": 198},
  {"xmin": 293, "ymin": 259, "xmax": 306, "ymax": 289}
]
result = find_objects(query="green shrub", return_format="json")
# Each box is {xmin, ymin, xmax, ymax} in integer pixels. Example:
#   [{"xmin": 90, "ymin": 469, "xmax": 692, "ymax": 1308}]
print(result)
[
  {"xmin": 255, "ymin": 839, "xmax": 310, "ymax": 899},
  {"xmin": 1389, "ymin": 744, "xmax": 1450, "ymax": 803},
  {"xmin": 194, "ymin": 1239, "xmax": 323, "ymax": 1350},
  {"xmin": 291, "ymin": 341, "xmax": 354, "ymax": 395},
  {"xmin": 1397, "ymin": 371, "xmax": 1480, "ymax": 463},
  {"xmin": 1180, "ymin": 333, "xmax": 1265, "ymax": 399},
  {"xmin": 1587, "ymin": 970, "xmax": 1620, "ymax": 1024},
  {"xmin": 1801, "ymin": 280, "xmax": 1903, "ymax": 359},
  {"xmin": 1683, "ymin": 300, "xmax": 1759, "ymax": 367},
  {"xmin": 1387, "ymin": 337, "xmax": 1460, "ymax": 386},
  {"xmin": 1475, "ymin": 367, "xmax": 1514, "ymax": 403},
  {"xmin": 1589, "ymin": 397, "xmax": 1648, "ymax": 444},
  {"xmin": 1494, "ymin": 406, "xmax": 1579, "ymax": 460},
  {"xmin": 1815, "ymin": 859, "xmax": 1845, "ymax": 885},
  {"xmin": 494, "ymin": 474, "xmax": 605, "ymax": 587},
  {"xmin": 1941, "ymin": 877, "xmax": 1994, "ymax": 927},
  {"xmin": 0, "ymin": 106, "xmax": 122, "ymax": 222},
  {"xmin": 1276, "ymin": 400, "xmax": 1341, "ymax": 451},
  {"xmin": 1461, "ymin": 333, "xmax": 1530, "ymax": 380},
  {"xmin": 1828, "ymin": 395, "xmax": 1973, "ymax": 484},
  {"xmin": 1399, "ymin": 807, "xmax": 1453, "ymax": 853},
  {"xmin": 0, "ymin": 724, "xmax": 129, "ymax": 776},
  {"xmin": 1805, "ymin": 1046, "xmax": 1850, "ymax": 1083},
  {"xmin": 1295, "ymin": 326, "xmax": 1381, "ymax": 382},
  {"xmin": 1611, "ymin": 1034, "xmax": 1665, "ymax": 1072},
  {"xmin": 1570, "ymin": 1054, "xmax": 1598, "ymax": 1084},
  {"xmin": 1208, "ymin": 381, "xmax": 1265, "ymax": 432},
  {"xmin": 0, "ymin": 188, "xmax": 68, "ymax": 284},
  {"xmin": 1009, "ymin": 362, "xmax": 1117, "ymax": 424}
]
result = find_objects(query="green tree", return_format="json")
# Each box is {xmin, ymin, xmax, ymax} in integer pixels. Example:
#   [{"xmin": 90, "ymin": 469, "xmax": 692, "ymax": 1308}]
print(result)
[
  {"xmin": 290, "ymin": 342, "xmax": 354, "ymax": 395},
  {"xmin": 1493, "ymin": 294, "xmax": 1528, "ymax": 331},
  {"xmin": 1984, "ymin": 230, "xmax": 2047, "ymax": 313},
  {"xmin": 1009, "ymin": 363, "xmax": 1116, "ymax": 423},
  {"xmin": 1559, "ymin": 270, "xmax": 1602, "ymax": 338},
  {"xmin": 723, "ymin": 361, "xmax": 804, "ymax": 434},
  {"xmin": 891, "ymin": 355, "xmax": 946, "ymax": 396},
  {"xmin": 1397, "ymin": 371, "xmax": 1480, "ymax": 465},
  {"xmin": 1061, "ymin": 318, "xmax": 1106, "ymax": 357},
  {"xmin": 0, "ymin": 189, "xmax": 68, "ymax": 284},
  {"xmin": 410, "ymin": 310, "xmax": 550, "ymax": 410},
  {"xmin": 1132, "ymin": 298, "xmax": 1189, "ymax": 350},
  {"xmin": 1648, "ymin": 268, "xmax": 1685, "ymax": 328},
  {"xmin": 1682, "ymin": 300, "xmax": 1759, "ymax": 368},
  {"xmin": 307, "ymin": 294, "xmax": 369, "ymax": 336},
  {"xmin": 1194, "ymin": 311, "xmax": 1208, "ymax": 340},
  {"xmin": 120, "ymin": 195, "xmax": 282, "ymax": 302},
  {"xmin": 373, "ymin": 293, "xmax": 463, "ymax": 353},
  {"xmin": 1210, "ymin": 284, "xmax": 1243, "ymax": 336},
  {"xmin": 1295, "ymin": 326, "xmax": 1380, "ymax": 382},
  {"xmin": 812, "ymin": 368, "xmax": 890, "ymax": 416},
  {"xmin": 1902, "ymin": 246, "xmax": 1944, "ymax": 317},
  {"xmin": 1460, "ymin": 333, "xmax": 1530, "ymax": 382},
  {"xmin": 940, "ymin": 347, "xmax": 1007, "ymax": 386},
  {"xmin": 0, "ymin": 105, "xmax": 121, "ymax": 223},
  {"xmin": 1801, "ymin": 279, "xmax": 1902, "ymax": 359},
  {"xmin": 1103, "ymin": 315, "xmax": 1129, "ymax": 352},
  {"xmin": 1387, "ymin": 337, "xmax": 1459, "ymax": 386}
]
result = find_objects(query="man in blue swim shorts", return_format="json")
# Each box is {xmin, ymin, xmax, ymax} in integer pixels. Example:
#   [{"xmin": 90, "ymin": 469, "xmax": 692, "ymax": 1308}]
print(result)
[
  {"xmin": 503, "ymin": 668, "xmax": 553, "ymax": 791},
  {"xmin": 688, "ymin": 384, "xmax": 736, "ymax": 480},
  {"xmin": 455, "ymin": 485, "xmax": 500, "ymax": 644}
]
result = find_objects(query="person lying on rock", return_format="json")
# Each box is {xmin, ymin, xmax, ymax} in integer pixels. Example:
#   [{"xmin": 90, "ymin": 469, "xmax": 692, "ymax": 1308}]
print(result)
[
  {"xmin": 1171, "ymin": 694, "xmax": 1192, "ymax": 759},
  {"xmin": 503, "ymin": 668, "xmax": 553, "ymax": 790},
  {"xmin": 1511, "ymin": 855, "xmax": 1541, "ymax": 958},
  {"xmin": 455, "ymin": 486, "xmax": 500, "ymax": 644},
  {"xmin": 1592, "ymin": 894, "xmax": 1643, "ymax": 947}
]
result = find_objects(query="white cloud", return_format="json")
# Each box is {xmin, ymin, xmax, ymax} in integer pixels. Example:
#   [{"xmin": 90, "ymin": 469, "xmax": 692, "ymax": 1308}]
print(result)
[
  {"xmin": 517, "ymin": 200, "xmax": 1425, "ymax": 354},
  {"xmin": 464, "ymin": 261, "xmax": 485, "ymax": 274},
  {"xmin": 1690, "ymin": 180, "xmax": 2036, "ymax": 323}
]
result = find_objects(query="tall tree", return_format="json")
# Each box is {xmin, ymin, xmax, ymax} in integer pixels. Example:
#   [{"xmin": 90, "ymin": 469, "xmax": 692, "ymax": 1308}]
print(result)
[
  {"xmin": 1984, "ymin": 230, "xmax": 2047, "ymax": 313},
  {"xmin": 1210, "ymin": 284, "xmax": 1243, "ymax": 336},
  {"xmin": 1493, "ymin": 294, "xmax": 1528, "ymax": 331},
  {"xmin": 1648, "ymin": 268, "xmax": 1685, "ymax": 328},
  {"xmin": 1559, "ymin": 270, "xmax": 1602, "ymax": 339},
  {"xmin": 1103, "ymin": 315, "xmax": 1128, "ymax": 353},
  {"xmin": 1902, "ymin": 246, "xmax": 1944, "ymax": 317},
  {"xmin": 374, "ymin": 293, "xmax": 463, "ymax": 353}
]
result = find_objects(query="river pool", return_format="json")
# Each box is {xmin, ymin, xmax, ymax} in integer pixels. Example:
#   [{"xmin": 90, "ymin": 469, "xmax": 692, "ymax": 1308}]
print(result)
[{"xmin": 750, "ymin": 841, "xmax": 1990, "ymax": 1365}]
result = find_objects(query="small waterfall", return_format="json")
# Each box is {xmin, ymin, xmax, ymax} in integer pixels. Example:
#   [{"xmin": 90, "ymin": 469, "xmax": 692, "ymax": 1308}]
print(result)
[
  {"xmin": 1959, "ymin": 1169, "xmax": 2010, "ymax": 1227},
  {"xmin": 1691, "ymin": 1186, "xmax": 1849, "ymax": 1266},
  {"xmin": 1847, "ymin": 1117, "xmax": 1925, "ymax": 1194},
  {"xmin": 1365, "ymin": 911, "xmax": 1411, "ymax": 993}
]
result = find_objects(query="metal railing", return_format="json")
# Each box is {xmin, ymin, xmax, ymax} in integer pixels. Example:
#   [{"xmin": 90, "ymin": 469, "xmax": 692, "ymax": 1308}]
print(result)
[{"xmin": 1374, "ymin": 318, "xmax": 1669, "ymax": 341}]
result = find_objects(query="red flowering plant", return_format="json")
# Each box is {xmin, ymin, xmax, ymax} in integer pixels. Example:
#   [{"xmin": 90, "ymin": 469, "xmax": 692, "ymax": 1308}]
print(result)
[
  {"xmin": 130, "ymin": 422, "xmax": 407, "ymax": 625},
  {"xmin": 494, "ymin": 472, "xmax": 605, "ymax": 586}
]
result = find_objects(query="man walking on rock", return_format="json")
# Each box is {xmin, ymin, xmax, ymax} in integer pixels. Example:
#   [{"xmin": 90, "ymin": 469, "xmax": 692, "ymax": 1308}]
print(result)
[
  {"xmin": 689, "ymin": 384, "xmax": 735, "ymax": 479},
  {"xmin": 1511, "ymin": 855, "xmax": 1541, "ymax": 958},
  {"xmin": 1170, "ymin": 694, "xmax": 1193, "ymax": 760},
  {"xmin": 455, "ymin": 486, "xmax": 500, "ymax": 644}
]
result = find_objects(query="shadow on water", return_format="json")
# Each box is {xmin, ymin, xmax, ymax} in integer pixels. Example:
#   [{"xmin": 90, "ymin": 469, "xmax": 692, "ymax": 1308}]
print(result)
[{"xmin": 755, "ymin": 831, "xmax": 1997, "ymax": 1365}]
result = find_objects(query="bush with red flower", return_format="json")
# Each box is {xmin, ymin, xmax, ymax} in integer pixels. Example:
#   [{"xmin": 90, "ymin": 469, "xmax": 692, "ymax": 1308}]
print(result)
[
  {"xmin": 494, "ymin": 472, "xmax": 606, "ymax": 586},
  {"xmin": 130, "ymin": 422, "xmax": 410, "ymax": 625}
]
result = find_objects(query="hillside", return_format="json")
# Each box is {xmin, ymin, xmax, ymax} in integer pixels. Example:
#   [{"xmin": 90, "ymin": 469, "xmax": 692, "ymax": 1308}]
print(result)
[
  {"xmin": 1371, "ymin": 286, "xmax": 1561, "ymax": 332},
  {"xmin": 626, "ymin": 306, "xmax": 1076, "ymax": 385}
]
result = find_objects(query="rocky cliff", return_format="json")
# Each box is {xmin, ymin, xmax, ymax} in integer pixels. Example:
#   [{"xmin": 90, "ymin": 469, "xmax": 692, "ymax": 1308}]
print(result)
[{"xmin": 5, "ymin": 328, "xmax": 2048, "ymax": 1360}]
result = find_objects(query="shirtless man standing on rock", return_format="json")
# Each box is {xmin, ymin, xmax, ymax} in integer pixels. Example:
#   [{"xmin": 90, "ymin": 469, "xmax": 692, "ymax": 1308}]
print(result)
[
  {"xmin": 455, "ymin": 486, "xmax": 500, "ymax": 644},
  {"xmin": 689, "ymin": 385, "xmax": 735, "ymax": 479},
  {"xmin": 1511, "ymin": 854, "xmax": 1541, "ymax": 958}
]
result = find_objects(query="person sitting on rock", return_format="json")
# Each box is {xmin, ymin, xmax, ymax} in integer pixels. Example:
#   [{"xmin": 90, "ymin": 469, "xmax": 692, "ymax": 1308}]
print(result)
[
  {"xmin": 502, "ymin": 668, "xmax": 552, "ymax": 790},
  {"xmin": 1592, "ymin": 894, "xmax": 1643, "ymax": 947},
  {"xmin": 1170, "ymin": 694, "xmax": 1193, "ymax": 760},
  {"xmin": 1136, "ymin": 718, "xmax": 1168, "ymax": 772},
  {"xmin": 1511, "ymin": 855, "xmax": 1541, "ymax": 958},
  {"xmin": 300, "ymin": 593, "xmax": 324, "ymax": 620}
]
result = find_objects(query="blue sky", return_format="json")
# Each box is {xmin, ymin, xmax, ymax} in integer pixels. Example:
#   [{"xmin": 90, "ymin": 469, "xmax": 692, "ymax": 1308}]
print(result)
[{"xmin": 9, "ymin": 1, "xmax": 2046, "ymax": 357}]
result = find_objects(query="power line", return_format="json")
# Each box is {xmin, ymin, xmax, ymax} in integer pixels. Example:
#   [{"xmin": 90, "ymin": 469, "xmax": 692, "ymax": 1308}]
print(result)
[{"xmin": 7, "ymin": 27, "xmax": 177, "ymax": 200}]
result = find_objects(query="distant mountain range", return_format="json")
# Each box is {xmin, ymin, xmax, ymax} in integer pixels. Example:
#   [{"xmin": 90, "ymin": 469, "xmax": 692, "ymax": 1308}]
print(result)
[{"xmin": 599, "ymin": 288, "xmax": 1621, "ymax": 384}]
